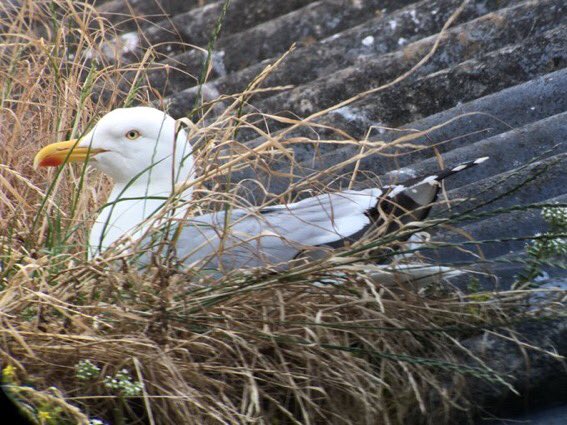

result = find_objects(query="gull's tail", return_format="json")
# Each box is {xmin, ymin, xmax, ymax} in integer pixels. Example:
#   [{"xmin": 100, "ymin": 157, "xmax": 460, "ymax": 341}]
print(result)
[
  {"xmin": 423, "ymin": 156, "xmax": 489, "ymax": 184},
  {"xmin": 369, "ymin": 156, "xmax": 490, "ymax": 232}
]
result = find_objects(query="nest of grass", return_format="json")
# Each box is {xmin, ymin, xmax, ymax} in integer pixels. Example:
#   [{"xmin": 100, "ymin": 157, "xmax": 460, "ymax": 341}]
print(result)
[{"xmin": 1, "ymin": 1, "xmax": 565, "ymax": 424}]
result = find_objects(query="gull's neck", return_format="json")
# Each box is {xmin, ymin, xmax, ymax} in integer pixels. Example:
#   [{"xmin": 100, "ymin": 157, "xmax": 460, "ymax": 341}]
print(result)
[{"xmin": 89, "ymin": 158, "xmax": 194, "ymax": 258}]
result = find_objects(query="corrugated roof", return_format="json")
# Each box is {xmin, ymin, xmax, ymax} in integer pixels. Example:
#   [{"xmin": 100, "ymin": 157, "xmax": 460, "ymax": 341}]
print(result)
[
  {"xmin": 96, "ymin": 0, "xmax": 565, "ymax": 286},
  {"xmin": 80, "ymin": 0, "xmax": 567, "ymax": 420}
]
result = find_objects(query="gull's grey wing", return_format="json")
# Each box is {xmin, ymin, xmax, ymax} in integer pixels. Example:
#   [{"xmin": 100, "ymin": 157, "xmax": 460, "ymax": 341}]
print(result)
[
  {"xmin": 140, "ymin": 157, "xmax": 488, "ymax": 272},
  {"xmin": 171, "ymin": 188, "xmax": 383, "ymax": 270}
]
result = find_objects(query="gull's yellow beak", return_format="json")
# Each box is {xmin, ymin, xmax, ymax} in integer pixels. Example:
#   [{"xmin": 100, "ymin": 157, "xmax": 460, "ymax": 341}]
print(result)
[{"xmin": 33, "ymin": 139, "xmax": 104, "ymax": 169}]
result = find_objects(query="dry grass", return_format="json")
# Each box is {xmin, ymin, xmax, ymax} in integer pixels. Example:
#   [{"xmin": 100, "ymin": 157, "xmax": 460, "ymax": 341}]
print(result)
[{"xmin": 0, "ymin": 1, "xmax": 565, "ymax": 425}]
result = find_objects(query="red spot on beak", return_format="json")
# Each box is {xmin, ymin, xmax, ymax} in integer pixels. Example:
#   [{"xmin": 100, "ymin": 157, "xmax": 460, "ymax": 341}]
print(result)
[{"xmin": 39, "ymin": 157, "xmax": 63, "ymax": 167}]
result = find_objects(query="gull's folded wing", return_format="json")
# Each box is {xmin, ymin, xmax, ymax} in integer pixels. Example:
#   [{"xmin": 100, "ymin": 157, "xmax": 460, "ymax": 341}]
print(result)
[
  {"xmin": 142, "ymin": 157, "xmax": 488, "ymax": 271},
  {"xmin": 171, "ymin": 188, "xmax": 383, "ymax": 270}
]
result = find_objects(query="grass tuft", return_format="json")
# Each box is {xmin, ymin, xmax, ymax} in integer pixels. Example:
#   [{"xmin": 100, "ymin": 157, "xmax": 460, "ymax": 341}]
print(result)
[{"xmin": 0, "ymin": 1, "xmax": 565, "ymax": 424}]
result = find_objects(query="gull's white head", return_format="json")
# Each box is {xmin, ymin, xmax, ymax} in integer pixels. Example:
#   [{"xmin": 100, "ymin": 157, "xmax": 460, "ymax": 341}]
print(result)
[
  {"xmin": 34, "ymin": 107, "xmax": 195, "ymax": 255},
  {"xmin": 34, "ymin": 106, "xmax": 195, "ymax": 189}
]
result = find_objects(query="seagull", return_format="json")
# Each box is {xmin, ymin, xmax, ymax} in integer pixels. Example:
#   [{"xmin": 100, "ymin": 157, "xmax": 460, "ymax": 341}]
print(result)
[{"xmin": 34, "ymin": 107, "xmax": 488, "ymax": 272}]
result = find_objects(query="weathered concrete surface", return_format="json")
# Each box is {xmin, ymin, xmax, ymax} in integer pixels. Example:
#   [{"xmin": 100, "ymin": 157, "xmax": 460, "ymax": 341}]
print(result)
[
  {"xmin": 428, "ymin": 156, "xmax": 567, "ymax": 262},
  {"xmin": 382, "ymin": 112, "xmax": 567, "ymax": 193},
  {"xmin": 122, "ymin": 0, "xmax": 318, "ymax": 59},
  {"xmin": 164, "ymin": 0, "xmax": 524, "ymax": 114},
  {"xmin": 484, "ymin": 404, "xmax": 567, "ymax": 425},
  {"xmin": 235, "ymin": 25, "xmax": 567, "ymax": 166},
  {"xmin": 225, "ymin": 61, "xmax": 567, "ymax": 200},
  {"xmin": 445, "ymin": 154, "xmax": 567, "ymax": 217},
  {"xmin": 461, "ymin": 318, "xmax": 567, "ymax": 423},
  {"xmin": 96, "ymin": 0, "xmax": 217, "ymax": 31},
  {"xmin": 157, "ymin": 0, "xmax": 463, "ymax": 99},
  {"xmin": 431, "ymin": 193, "xmax": 567, "ymax": 267},
  {"xmin": 251, "ymin": 24, "xmax": 566, "ymax": 146},
  {"xmin": 327, "ymin": 69, "xmax": 567, "ymax": 183},
  {"xmin": 145, "ymin": 0, "xmax": 419, "ymax": 98}
]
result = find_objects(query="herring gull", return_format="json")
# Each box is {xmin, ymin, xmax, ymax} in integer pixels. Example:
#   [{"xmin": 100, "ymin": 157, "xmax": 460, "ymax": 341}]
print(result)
[{"xmin": 34, "ymin": 107, "xmax": 488, "ymax": 271}]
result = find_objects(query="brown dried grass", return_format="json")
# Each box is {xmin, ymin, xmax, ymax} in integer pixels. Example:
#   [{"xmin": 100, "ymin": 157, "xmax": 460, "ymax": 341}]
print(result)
[{"xmin": 0, "ymin": 1, "xmax": 563, "ymax": 425}]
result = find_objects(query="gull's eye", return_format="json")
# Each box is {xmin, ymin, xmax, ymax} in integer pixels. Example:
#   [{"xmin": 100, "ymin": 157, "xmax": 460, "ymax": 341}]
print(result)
[{"xmin": 125, "ymin": 130, "xmax": 141, "ymax": 140}]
